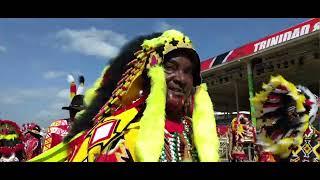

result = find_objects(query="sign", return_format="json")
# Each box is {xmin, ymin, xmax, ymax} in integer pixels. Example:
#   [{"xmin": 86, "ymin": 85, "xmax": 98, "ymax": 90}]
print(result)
[{"xmin": 201, "ymin": 18, "xmax": 320, "ymax": 72}]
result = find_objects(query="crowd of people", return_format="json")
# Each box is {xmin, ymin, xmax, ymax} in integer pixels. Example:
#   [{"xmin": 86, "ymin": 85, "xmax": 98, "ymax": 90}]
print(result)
[{"xmin": 1, "ymin": 29, "xmax": 319, "ymax": 162}]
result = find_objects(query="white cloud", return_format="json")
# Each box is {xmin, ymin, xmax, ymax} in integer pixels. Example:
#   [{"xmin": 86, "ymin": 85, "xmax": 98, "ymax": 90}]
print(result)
[
  {"xmin": 0, "ymin": 87, "xmax": 70, "ymax": 127},
  {"xmin": 20, "ymin": 89, "xmax": 51, "ymax": 98},
  {"xmin": 35, "ymin": 110, "xmax": 58, "ymax": 119},
  {"xmin": 56, "ymin": 27, "xmax": 128, "ymax": 60},
  {"xmin": 35, "ymin": 109, "xmax": 65, "ymax": 120},
  {"xmin": 57, "ymin": 88, "xmax": 69, "ymax": 100},
  {"xmin": 0, "ymin": 88, "xmax": 58, "ymax": 105},
  {"xmin": 154, "ymin": 21, "xmax": 182, "ymax": 32},
  {"xmin": 43, "ymin": 71, "xmax": 67, "ymax": 79},
  {"xmin": 50, "ymin": 101, "xmax": 68, "ymax": 110},
  {"xmin": 0, "ymin": 96, "xmax": 23, "ymax": 105},
  {"xmin": 0, "ymin": 45, "xmax": 7, "ymax": 53},
  {"xmin": 35, "ymin": 99, "xmax": 69, "ymax": 122}
]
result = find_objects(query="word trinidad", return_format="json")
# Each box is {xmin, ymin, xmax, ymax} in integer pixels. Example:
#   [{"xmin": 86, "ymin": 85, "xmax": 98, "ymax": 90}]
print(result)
[
  {"xmin": 200, "ymin": 18, "xmax": 320, "ymax": 72},
  {"xmin": 254, "ymin": 22, "xmax": 320, "ymax": 52}
]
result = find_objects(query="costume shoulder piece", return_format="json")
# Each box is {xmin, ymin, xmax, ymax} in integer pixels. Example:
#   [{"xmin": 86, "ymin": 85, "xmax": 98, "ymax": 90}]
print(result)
[
  {"xmin": 29, "ymin": 105, "xmax": 141, "ymax": 162},
  {"xmin": 42, "ymin": 119, "xmax": 70, "ymax": 152},
  {"xmin": 68, "ymin": 103, "xmax": 142, "ymax": 162}
]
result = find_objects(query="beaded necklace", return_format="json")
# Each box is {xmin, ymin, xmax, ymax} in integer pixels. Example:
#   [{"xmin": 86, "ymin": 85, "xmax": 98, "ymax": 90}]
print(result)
[{"xmin": 159, "ymin": 117, "xmax": 198, "ymax": 162}]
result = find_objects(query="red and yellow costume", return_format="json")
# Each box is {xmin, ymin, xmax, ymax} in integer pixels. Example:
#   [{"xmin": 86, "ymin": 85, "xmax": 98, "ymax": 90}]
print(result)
[
  {"xmin": 42, "ymin": 76, "xmax": 86, "ymax": 152},
  {"xmin": 252, "ymin": 75, "xmax": 320, "ymax": 162},
  {"xmin": 30, "ymin": 30, "xmax": 220, "ymax": 162},
  {"xmin": 42, "ymin": 119, "xmax": 70, "ymax": 152},
  {"xmin": 22, "ymin": 123, "xmax": 43, "ymax": 160},
  {"xmin": 230, "ymin": 114, "xmax": 256, "ymax": 161},
  {"xmin": 0, "ymin": 120, "xmax": 25, "ymax": 162}
]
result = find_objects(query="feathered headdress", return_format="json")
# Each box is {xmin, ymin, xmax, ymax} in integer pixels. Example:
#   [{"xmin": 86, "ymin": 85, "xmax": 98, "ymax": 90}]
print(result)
[
  {"xmin": 0, "ymin": 120, "xmax": 24, "ymax": 156},
  {"xmin": 76, "ymin": 75, "xmax": 85, "ymax": 95},
  {"xmin": 252, "ymin": 75, "xmax": 310, "ymax": 158},
  {"xmin": 63, "ymin": 75, "xmax": 86, "ymax": 111},
  {"xmin": 67, "ymin": 74, "xmax": 85, "ymax": 98},
  {"xmin": 31, "ymin": 30, "xmax": 219, "ymax": 162},
  {"xmin": 297, "ymin": 85, "xmax": 319, "ymax": 124},
  {"xmin": 67, "ymin": 74, "xmax": 77, "ymax": 100},
  {"xmin": 22, "ymin": 123, "xmax": 42, "ymax": 136},
  {"xmin": 87, "ymin": 30, "xmax": 219, "ymax": 162}
]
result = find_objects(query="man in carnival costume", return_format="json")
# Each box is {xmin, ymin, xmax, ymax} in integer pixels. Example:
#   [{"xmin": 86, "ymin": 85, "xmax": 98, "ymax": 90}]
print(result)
[
  {"xmin": 30, "ymin": 29, "xmax": 219, "ymax": 162},
  {"xmin": 0, "ymin": 120, "xmax": 25, "ymax": 162},
  {"xmin": 22, "ymin": 123, "xmax": 44, "ymax": 160},
  {"xmin": 252, "ymin": 75, "xmax": 320, "ymax": 162},
  {"xmin": 229, "ymin": 113, "xmax": 256, "ymax": 162},
  {"xmin": 42, "ymin": 75, "xmax": 86, "ymax": 152}
]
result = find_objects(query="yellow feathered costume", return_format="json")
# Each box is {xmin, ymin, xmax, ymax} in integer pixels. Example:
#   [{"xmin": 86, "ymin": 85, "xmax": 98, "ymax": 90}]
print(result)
[
  {"xmin": 30, "ymin": 30, "xmax": 219, "ymax": 162},
  {"xmin": 252, "ymin": 75, "xmax": 309, "ymax": 159}
]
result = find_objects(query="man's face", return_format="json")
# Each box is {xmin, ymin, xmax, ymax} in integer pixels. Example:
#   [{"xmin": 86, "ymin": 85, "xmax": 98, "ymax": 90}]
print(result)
[{"xmin": 164, "ymin": 55, "xmax": 194, "ymax": 112}]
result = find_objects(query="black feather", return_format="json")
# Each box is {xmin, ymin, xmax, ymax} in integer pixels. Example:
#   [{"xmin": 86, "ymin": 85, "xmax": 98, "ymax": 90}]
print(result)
[
  {"xmin": 79, "ymin": 75, "xmax": 85, "ymax": 84},
  {"xmin": 64, "ymin": 32, "xmax": 162, "ymax": 142}
]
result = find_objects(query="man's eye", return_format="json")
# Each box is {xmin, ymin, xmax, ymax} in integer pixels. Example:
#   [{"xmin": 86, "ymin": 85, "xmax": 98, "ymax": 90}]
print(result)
[
  {"xmin": 164, "ymin": 64, "xmax": 176, "ymax": 71},
  {"xmin": 184, "ymin": 68, "xmax": 192, "ymax": 75}
]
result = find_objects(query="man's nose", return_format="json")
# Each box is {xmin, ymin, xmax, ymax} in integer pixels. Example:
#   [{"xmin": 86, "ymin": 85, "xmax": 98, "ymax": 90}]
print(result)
[{"xmin": 173, "ymin": 70, "xmax": 186, "ymax": 86}]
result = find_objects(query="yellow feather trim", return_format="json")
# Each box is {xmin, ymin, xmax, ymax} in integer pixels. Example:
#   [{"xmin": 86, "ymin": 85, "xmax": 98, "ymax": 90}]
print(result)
[
  {"xmin": 135, "ymin": 66, "xmax": 167, "ymax": 162},
  {"xmin": 253, "ymin": 75, "xmax": 309, "ymax": 158},
  {"xmin": 192, "ymin": 83, "xmax": 220, "ymax": 162}
]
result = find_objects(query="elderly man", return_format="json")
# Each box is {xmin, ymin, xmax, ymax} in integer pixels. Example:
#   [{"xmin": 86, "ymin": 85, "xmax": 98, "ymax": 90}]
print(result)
[{"xmin": 30, "ymin": 30, "xmax": 219, "ymax": 162}]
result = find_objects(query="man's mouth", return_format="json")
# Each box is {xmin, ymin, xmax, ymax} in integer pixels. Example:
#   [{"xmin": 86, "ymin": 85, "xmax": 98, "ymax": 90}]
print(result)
[{"xmin": 168, "ymin": 86, "xmax": 185, "ymax": 96}]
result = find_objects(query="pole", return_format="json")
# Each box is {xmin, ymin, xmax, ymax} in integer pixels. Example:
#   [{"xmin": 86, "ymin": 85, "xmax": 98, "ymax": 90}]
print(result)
[
  {"xmin": 234, "ymin": 80, "xmax": 239, "ymax": 115},
  {"xmin": 318, "ymin": 80, "xmax": 320, "ymax": 130},
  {"xmin": 247, "ymin": 62, "xmax": 256, "ymax": 127}
]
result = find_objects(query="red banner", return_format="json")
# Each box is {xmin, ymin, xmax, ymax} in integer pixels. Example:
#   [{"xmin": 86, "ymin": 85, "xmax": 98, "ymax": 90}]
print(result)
[{"xmin": 201, "ymin": 18, "xmax": 320, "ymax": 72}]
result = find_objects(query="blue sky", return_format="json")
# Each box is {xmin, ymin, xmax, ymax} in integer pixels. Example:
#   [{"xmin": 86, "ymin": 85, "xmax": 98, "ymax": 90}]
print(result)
[{"xmin": 0, "ymin": 18, "xmax": 309, "ymax": 128}]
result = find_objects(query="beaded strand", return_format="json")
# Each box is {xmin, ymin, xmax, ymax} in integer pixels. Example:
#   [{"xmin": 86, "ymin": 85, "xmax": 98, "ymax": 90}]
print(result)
[{"xmin": 159, "ymin": 117, "xmax": 198, "ymax": 162}]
